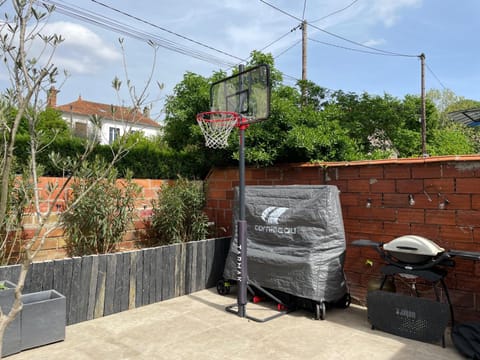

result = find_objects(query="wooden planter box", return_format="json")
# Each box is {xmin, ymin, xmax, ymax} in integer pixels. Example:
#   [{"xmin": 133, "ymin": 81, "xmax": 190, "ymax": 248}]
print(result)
[
  {"xmin": 0, "ymin": 237, "xmax": 231, "ymax": 327},
  {"xmin": 20, "ymin": 289, "xmax": 66, "ymax": 351}
]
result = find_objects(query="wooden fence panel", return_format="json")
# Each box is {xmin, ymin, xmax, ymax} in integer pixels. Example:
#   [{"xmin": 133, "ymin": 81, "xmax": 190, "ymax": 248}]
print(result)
[
  {"xmin": 0, "ymin": 237, "xmax": 230, "ymax": 325},
  {"xmin": 154, "ymin": 247, "xmax": 163, "ymax": 302},
  {"xmin": 43, "ymin": 260, "xmax": 54, "ymax": 291},
  {"xmin": 94, "ymin": 254, "xmax": 107, "ymax": 319},
  {"xmin": 174, "ymin": 243, "xmax": 186, "ymax": 298},
  {"xmin": 53, "ymin": 259, "xmax": 64, "ymax": 296},
  {"xmin": 87, "ymin": 255, "xmax": 99, "ymax": 320},
  {"xmin": 162, "ymin": 245, "xmax": 175, "ymax": 301},
  {"xmin": 128, "ymin": 251, "xmax": 137, "ymax": 309},
  {"xmin": 113, "ymin": 252, "xmax": 124, "ymax": 313},
  {"xmin": 78, "ymin": 256, "xmax": 93, "ymax": 322},
  {"xmin": 68, "ymin": 257, "xmax": 82, "ymax": 325},
  {"xmin": 62, "ymin": 258, "xmax": 73, "ymax": 324},
  {"xmin": 134, "ymin": 249, "xmax": 144, "ymax": 308},
  {"xmin": 185, "ymin": 241, "xmax": 195, "ymax": 295},
  {"xmin": 103, "ymin": 254, "xmax": 117, "ymax": 316},
  {"xmin": 119, "ymin": 252, "xmax": 130, "ymax": 312}
]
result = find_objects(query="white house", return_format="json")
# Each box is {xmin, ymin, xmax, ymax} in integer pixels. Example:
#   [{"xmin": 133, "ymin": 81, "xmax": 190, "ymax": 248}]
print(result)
[{"xmin": 47, "ymin": 87, "xmax": 161, "ymax": 145}]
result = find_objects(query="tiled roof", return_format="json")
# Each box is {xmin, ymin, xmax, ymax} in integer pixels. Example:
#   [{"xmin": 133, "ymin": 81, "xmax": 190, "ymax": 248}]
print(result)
[
  {"xmin": 55, "ymin": 97, "xmax": 161, "ymax": 128},
  {"xmin": 448, "ymin": 108, "xmax": 480, "ymax": 127}
]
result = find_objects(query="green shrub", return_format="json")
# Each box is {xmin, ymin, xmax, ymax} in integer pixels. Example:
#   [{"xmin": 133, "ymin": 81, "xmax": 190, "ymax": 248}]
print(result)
[
  {"xmin": 60, "ymin": 158, "xmax": 140, "ymax": 256},
  {"xmin": 149, "ymin": 178, "xmax": 209, "ymax": 245}
]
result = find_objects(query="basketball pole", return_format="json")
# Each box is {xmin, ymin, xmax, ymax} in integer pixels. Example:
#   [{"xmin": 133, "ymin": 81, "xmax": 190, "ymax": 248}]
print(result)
[
  {"xmin": 237, "ymin": 121, "xmax": 248, "ymax": 318},
  {"xmin": 237, "ymin": 64, "xmax": 248, "ymax": 318}
]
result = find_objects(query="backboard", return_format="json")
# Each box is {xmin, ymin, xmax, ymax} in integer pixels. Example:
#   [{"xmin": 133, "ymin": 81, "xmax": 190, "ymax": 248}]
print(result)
[{"xmin": 210, "ymin": 64, "xmax": 270, "ymax": 124}]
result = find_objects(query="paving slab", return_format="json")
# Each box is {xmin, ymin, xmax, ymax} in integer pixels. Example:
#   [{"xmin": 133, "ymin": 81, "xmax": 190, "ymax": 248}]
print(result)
[{"xmin": 8, "ymin": 289, "xmax": 463, "ymax": 359}]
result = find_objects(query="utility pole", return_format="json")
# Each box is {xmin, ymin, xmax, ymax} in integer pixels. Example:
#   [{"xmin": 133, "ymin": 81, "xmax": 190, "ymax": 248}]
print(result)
[
  {"xmin": 301, "ymin": 20, "xmax": 307, "ymax": 106},
  {"xmin": 420, "ymin": 53, "xmax": 427, "ymax": 157},
  {"xmin": 302, "ymin": 20, "xmax": 307, "ymax": 82}
]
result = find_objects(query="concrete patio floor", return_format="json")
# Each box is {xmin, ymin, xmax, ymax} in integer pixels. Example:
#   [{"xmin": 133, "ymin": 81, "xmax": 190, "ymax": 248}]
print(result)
[{"xmin": 9, "ymin": 289, "xmax": 462, "ymax": 360}]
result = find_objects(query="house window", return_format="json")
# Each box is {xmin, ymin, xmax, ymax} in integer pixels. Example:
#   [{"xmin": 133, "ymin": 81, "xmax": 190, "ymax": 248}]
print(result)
[
  {"xmin": 109, "ymin": 127, "xmax": 120, "ymax": 144},
  {"xmin": 74, "ymin": 122, "xmax": 87, "ymax": 138}
]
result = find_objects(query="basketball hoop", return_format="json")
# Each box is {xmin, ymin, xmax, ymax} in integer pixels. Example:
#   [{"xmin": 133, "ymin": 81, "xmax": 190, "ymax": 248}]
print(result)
[
  {"xmin": 197, "ymin": 64, "xmax": 271, "ymax": 321},
  {"xmin": 196, "ymin": 111, "xmax": 240, "ymax": 149}
]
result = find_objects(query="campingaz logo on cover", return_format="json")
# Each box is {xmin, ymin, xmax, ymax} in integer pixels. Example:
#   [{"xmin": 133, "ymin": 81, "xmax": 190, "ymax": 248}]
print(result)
[{"xmin": 254, "ymin": 206, "xmax": 297, "ymax": 234}]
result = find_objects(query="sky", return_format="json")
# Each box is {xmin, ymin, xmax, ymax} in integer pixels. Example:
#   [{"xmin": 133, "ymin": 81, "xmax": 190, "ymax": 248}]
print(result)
[{"xmin": 2, "ymin": 0, "xmax": 480, "ymax": 122}]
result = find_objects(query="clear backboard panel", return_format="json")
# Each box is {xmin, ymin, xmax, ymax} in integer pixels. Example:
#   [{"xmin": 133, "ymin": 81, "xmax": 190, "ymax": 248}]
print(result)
[{"xmin": 210, "ymin": 64, "xmax": 270, "ymax": 124}]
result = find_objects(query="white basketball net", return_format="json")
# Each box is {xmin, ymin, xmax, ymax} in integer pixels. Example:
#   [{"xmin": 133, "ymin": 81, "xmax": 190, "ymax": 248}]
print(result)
[{"xmin": 196, "ymin": 112, "xmax": 239, "ymax": 149}]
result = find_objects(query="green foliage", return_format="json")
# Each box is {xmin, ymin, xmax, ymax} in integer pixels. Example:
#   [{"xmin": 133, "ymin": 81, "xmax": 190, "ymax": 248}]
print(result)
[
  {"xmin": 60, "ymin": 158, "xmax": 140, "ymax": 256},
  {"xmin": 37, "ymin": 108, "xmax": 71, "ymax": 139},
  {"xmin": 230, "ymin": 84, "xmax": 359, "ymax": 166},
  {"xmin": 149, "ymin": 178, "xmax": 209, "ymax": 245},
  {"xmin": 9, "ymin": 50, "xmax": 479, "ymax": 183},
  {"xmin": 163, "ymin": 72, "xmax": 210, "ymax": 151},
  {"xmin": 428, "ymin": 122, "xmax": 475, "ymax": 156},
  {"xmin": 245, "ymin": 51, "xmax": 283, "ymax": 88},
  {"xmin": 0, "ymin": 170, "xmax": 33, "ymax": 265},
  {"xmin": 13, "ymin": 135, "xmax": 86, "ymax": 176},
  {"xmin": 445, "ymin": 99, "xmax": 480, "ymax": 113}
]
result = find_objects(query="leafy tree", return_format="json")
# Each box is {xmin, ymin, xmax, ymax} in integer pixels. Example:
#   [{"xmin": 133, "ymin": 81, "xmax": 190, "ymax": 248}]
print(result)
[
  {"xmin": 445, "ymin": 99, "xmax": 480, "ymax": 114},
  {"xmin": 163, "ymin": 72, "xmax": 210, "ymax": 151},
  {"xmin": 427, "ymin": 88, "xmax": 462, "ymax": 114},
  {"xmin": 61, "ymin": 159, "xmax": 140, "ymax": 256},
  {"xmin": 239, "ymin": 84, "xmax": 359, "ymax": 166},
  {"xmin": 149, "ymin": 178, "xmax": 209, "ymax": 245},
  {"xmin": 245, "ymin": 50, "xmax": 283, "ymax": 88},
  {"xmin": 162, "ymin": 52, "xmax": 479, "ymax": 174},
  {"xmin": 327, "ymin": 91, "xmax": 444, "ymax": 158},
  {"xmin": 37, "ymin": 107, "xmax": 71, "ymax": 139},
  {"xmin": 427, "ymin": 88, "xmax": 480, "ymax": 154},
  {"xmin": 428, "ymin": 122, "xmax": 475, "ymax": 156}
]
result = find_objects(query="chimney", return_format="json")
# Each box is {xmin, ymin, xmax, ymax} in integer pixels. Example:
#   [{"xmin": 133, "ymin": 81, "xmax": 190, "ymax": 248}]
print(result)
[
  {"xmin": 143, "ymin": 106, "xmax": 151, "ymax": 118},
  {"xmin": 47, "ymin": 86, "xmax": 58, "ymax": 108}
]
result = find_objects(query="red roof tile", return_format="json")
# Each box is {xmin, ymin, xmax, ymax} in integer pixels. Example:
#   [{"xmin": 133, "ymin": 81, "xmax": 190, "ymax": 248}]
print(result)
[{"xmin": 56, "ymin": 97, "xmax": 161, "ymax": 128}]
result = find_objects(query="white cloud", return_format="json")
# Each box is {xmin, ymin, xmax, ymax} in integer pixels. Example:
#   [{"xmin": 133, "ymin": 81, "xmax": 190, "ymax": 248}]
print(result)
[
  {"xmin": 363, "ymin": 38, "xmax": 386, "ymax": 47},
  {"xmin": 369, "ymin": 0, "xmax": 423, "ymax": 27},
  {"xmin": 217, "ymin": 0, "xmax": 423, "ymax": 57},
  {"xmin": 40, "ymin": 21, "xmax": 122, "ymax": 75}
]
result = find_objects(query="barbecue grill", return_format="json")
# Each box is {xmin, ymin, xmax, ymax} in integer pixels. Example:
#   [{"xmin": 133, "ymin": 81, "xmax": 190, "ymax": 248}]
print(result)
[
  {"xmin": 352, "ymin": 235, "xmax": 480, "ymax": 346},
  {"xmin": 353, "ymin": 235, "xmax": 480, "ymax": 270}
]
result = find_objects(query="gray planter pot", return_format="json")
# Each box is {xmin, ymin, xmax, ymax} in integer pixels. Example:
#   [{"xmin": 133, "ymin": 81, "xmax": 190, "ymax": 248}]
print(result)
[
  {"xmin": 0, "ymin": 280, "xmax": 21, "ymax": 357},
  {"xmin": 20, "ymin": 289, "xmax": 66, "ymax": 351}
]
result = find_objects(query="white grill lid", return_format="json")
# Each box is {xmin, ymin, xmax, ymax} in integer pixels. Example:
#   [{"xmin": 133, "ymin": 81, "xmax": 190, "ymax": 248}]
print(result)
[{"xmin": 383, "ymin": 235, "xmax": 445, "ymax": 256}]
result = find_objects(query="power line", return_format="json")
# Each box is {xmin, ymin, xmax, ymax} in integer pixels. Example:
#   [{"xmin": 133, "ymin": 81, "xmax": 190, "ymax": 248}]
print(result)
[
  {"xmin": 46, "ymin": 0, "xmax": 303, "ymax": 89},
  {"xmin": 425, "ymin": 63, "xmax": 447, "ymax": 90},
  {"xmin": 260, "ymin": 0, "xmax": 418, "ymax": 58},
  {"xmin": 259, "ymin": 29, "xmax": 296, "ymax": 53},
  {"xmin": 274, "ymin": 39, "xmax": 302, "ymax": 59},
  {"xmin": 42, "ymin": 0, "xmax": 239, "ymax": 68},
  {"xmin": 302, "ymin": 0, "xmax": 308, "ymax": 20},
  {"xmin": 90, "ymin": 0, "xmax": 244, "ymax": 62},
  {"xmin": 310, "ymin": 0, "xmax": 360, "ymax": 23},
  {"xmin": 259, "ymin": 0, "xmax": 302, "ymax": 22},
  {"xmin": 308, "ymin": 22, "xmax": 418, "ymax": 58},
  {"xmin": 309, "ymin": 37, "xmax": 416, "ymax": 57}
]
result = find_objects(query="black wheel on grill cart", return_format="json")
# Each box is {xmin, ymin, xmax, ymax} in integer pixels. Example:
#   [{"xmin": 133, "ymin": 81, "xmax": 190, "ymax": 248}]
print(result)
[
  {"xmin": 315, "ymin": 302, "xmax": 326, "ymax": 320},
  {"xmin": 216, "ymin": 279, "xmax": 231, "ymax": 295},
  {"xmin": 336, "ymin": 293, "xmax": 351, "ymax": 309}
]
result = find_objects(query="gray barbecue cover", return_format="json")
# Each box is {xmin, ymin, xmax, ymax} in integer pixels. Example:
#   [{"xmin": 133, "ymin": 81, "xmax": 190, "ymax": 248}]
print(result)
[{"xmin": 223, "ymin": 185, "xmax": 347, "ymax": 302}]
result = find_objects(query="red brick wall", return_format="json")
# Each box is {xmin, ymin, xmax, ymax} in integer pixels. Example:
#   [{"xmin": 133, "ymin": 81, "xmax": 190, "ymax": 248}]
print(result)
[
  {"xmin": 204, "ymin": 155, "xmax": 480, "ymax": 322},
  {"xmin": 19, "ymin": 177, "xmax": 164, "ymax": 261}
]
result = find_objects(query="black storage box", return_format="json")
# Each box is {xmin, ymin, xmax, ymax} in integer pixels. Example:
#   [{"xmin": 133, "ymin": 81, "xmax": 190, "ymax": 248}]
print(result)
[{"xmin": 367, "ymin": 290, "xmax": 450, "ymax": 344}]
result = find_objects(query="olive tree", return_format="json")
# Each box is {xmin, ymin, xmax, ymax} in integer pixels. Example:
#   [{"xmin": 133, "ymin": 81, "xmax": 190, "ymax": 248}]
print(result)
[{"xmin": 0, "ymin": 1, "xmax": 160, "ymax": 356}]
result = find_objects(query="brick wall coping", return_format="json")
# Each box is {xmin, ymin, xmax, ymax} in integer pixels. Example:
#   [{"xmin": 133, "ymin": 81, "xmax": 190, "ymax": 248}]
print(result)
[
  {"xmin": 287, "ymin": 155, "xmax": 480, "ymax": 168},
  {"xmin": 206, "ymin": 155, "xmax": 480, "ymax": 175}
]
